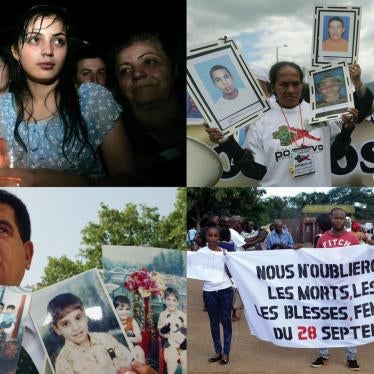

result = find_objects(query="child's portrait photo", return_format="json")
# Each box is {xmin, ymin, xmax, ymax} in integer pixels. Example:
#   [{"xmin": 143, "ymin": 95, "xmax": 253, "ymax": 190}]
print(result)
[
  {"xmin": 29, "ymin": 269, "xmax": 134, "ymax": 374},
  {"xmin": 308, "ymin": 62, "xmax": 354, "ymax": 124},
  {"xmin": 0, "ymin": 286, "xmax": 32, "ymax": 374},
  {"xmin": 312, "ymin": 6, "xmax": 361, "ymax": 66},
  {"xmin": 187, "ymin": 38, "xmax": 270, "ymax": 135},
  {"xmin": 102, "ymin": 245, "xmax": 186, "ymax": 374}
]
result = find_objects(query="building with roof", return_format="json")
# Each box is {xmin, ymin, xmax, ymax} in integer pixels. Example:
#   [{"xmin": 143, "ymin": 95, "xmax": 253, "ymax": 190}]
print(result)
[{"xmin": 283, "ymin": 205, "xmax": 355, "ymax": 244}]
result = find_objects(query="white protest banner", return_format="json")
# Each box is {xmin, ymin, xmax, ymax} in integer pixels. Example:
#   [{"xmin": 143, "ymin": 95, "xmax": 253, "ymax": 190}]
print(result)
[
  {"xmin": 226, "ymin": 244, "xmax": 374, "ymax": 348},
  {"xmin": 187, "ymin": 251, "xmax": 225, "ymax": 282}
]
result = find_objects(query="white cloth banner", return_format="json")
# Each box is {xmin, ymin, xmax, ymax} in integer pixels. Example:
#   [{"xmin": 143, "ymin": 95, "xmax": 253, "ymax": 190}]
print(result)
[
  {"xmin": 187, "ymin": 251, "xmax": 225, "ymax": 282},
  {"xmin": 226, "ymin": 244, "xmax": 374, "ymax": 348}
]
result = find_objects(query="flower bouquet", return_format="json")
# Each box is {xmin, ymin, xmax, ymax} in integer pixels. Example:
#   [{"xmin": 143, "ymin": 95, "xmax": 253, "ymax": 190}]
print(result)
[
  {"xmin": 124, "ymin": 269, "xmax": 166, "ymax": 357},
  {"xmin": 124, "ymin": 268, "xmax": 163, "ymax": 299}
]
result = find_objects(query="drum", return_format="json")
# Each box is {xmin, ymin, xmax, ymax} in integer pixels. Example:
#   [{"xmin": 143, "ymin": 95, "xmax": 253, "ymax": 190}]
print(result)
[{"xmin": 187, "ymin": 136, "xmax": 222, "ymax": 186}]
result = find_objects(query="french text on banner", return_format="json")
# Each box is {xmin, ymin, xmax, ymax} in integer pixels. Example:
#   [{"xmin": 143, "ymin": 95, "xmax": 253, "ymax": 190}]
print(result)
[{"xmin": 226, "ymin": 244, "xmax": 374, "ymax": 348}]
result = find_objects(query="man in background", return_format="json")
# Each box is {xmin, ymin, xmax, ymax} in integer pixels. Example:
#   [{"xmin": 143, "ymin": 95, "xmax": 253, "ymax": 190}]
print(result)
[{"xmin": 74, "ymin": 45, "xmax": 108, "ymax": 87}]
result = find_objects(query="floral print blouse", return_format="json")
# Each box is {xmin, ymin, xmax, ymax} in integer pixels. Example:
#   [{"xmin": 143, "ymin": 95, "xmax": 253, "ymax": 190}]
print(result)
[{"xmin": 0, "ymin": 83, "xmax": 121, "ymax": 178}]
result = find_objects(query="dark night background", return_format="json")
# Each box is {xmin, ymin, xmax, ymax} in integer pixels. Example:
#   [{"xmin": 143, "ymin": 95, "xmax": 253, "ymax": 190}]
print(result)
[{"xmin": 0, "ymin": 0, "xmax": 186, "ymax": 61}]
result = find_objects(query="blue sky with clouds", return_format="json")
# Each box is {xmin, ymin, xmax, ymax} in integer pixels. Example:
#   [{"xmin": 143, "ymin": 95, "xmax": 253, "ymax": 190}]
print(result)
[{"xmin": 188, "ymin": 0, "xmax": 374, "ymax": 83}]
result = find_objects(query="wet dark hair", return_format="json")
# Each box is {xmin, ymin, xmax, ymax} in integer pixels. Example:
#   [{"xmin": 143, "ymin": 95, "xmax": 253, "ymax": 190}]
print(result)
[
  {"xmin": 316, "ymin": 213, "xmax": 332, "ymax": 232},
  {"xmin": 6, "ymin": 305, "xmax": 16, "ymax": 310},
  {"xmin": 0, "ymin": 189, "xmax": 31, "ymax": 242},
  {"xmin": 10, "ymin": 4, "xmax": 93, "ymax": 164},
  {"xmin": 113, "ymin": 294, "xmax": 131, "ymax": 308},
  {"xmin": 47, "ymin": 293, "xmax": 84, "ymax": 326},
  {"xmin": 269, "ymin": 61, "xmax": 303, "ymax": 86},
  {"xmin": 328, "ymin": 16, "xmax": 344, "ymax": 28},
  {"xmin": 0, "ymin": 302, "xmax": 4, "ymax": 308},
  {"xmin": 164, "ymin": 286, "xmax": 179, "ymax": 300}
]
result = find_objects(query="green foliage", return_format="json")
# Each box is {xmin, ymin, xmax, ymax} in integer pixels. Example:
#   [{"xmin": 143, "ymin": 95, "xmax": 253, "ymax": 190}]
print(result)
[
  {"xmin": 38, "ymin": 188, "xmax": 186, "ymax": 288},
  {"xmin": 36, "ymin": 256, "xmax": 85, "ymax": 289},
  {"xmin": 79, "ymin": 202, "xmax": 163, "ymax": 269},
  {"xmin": 263, "ymin": 188, "xmax": 374, "ymax": 221},
  {"xmin": 187, "ymin": 187, "xmax": 266, "ymax": 228},
  {"xmin": 188, "ymin": 187, "xmax": 374, "ymax": 229},
  {"xmin": 157, "ymin": 188, "xmax": 186, "ymax": 250}
]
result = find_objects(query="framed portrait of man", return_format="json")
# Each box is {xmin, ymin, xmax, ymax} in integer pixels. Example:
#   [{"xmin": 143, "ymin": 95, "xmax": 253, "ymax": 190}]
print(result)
[
  {"xmin": 312, "ymin": 5, "xmax": 361, "ymax": 66},
  {"xmin": 308, "ymin": 62, "xmax": 354, "ymax": 124},
  {"xmin": 187, "ymin": 37, "xmax": 270, "ymax": 136}
]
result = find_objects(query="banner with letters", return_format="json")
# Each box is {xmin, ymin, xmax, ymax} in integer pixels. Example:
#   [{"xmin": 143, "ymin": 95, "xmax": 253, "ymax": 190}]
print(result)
[{"xmin": 225, "ymin": 244, "xmax": 374, "ymax": 348}]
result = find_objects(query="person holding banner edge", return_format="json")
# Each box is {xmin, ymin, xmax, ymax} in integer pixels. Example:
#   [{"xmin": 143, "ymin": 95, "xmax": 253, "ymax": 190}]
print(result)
[
  {"xmin": 312, "ymin": 207, "xmax": 360, "ymax": 371},
  {"xmin": 198, "ymin": 226, "xmax": 233, "ymax": 365}
]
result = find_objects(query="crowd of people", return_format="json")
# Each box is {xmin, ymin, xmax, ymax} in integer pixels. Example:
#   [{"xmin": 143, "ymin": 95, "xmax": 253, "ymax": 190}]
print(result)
[
  {"xmin": 188, "ymin": 208, "xmax": 374, "ymax": 370},
  {"xmin": 0, "ymin": 4, "xmax": 185, "ymax": 186},
  {"xmin": 188, "ymin": 213, "xmax": 293, "ymax": 252}
]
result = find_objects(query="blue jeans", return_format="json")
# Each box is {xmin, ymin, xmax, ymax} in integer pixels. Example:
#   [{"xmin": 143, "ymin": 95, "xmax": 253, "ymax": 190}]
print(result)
[
  {"xmin": 320, "ymin": 346, "xmax": 357, "ymax": 360},
  {"xmin": 203, "ymin": 287, "xmax": 233, "ymax": 355}
]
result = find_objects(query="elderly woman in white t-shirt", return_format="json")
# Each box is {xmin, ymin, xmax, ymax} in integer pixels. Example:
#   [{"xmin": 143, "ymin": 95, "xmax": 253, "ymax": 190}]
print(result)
[{"xmin": 206, "ymin": 61, "xmax": 361, "ymax": 187}]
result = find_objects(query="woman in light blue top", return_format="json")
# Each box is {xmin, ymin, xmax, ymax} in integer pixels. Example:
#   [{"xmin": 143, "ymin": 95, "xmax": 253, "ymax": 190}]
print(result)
[{"xmin": 0, "ymin": 4, "xmax": 135, "ymax": 186}]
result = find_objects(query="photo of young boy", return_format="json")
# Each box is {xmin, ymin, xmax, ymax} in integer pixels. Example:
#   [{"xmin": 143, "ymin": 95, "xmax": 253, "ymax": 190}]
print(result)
[
  {"xmin": 50, "ymin": 293, "xmax": 132, "ymax": 373},
  {"xmin": 114, "ymin": 295, "xmax": 146, "ymax": 363},
  {"xmin": 102, "ymin": 245, "xmax": 186, "ymax": 372},
  {"xmin": 158, "ymin": 287, "xmax": 187, "ymax": 374},
  {"xmin": 30, "ymin": 269, "xmax": 135, "ymax": 374}
]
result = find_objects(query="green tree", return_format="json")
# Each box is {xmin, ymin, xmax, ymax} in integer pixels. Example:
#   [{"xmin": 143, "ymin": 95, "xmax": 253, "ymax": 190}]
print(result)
[
  {"xmin": 157, "ymin": 188, "xmax": 186, "ymax": 249},
  {"xmin": 188, "ymin": 187, "xmax": 266, "ymax": 228},
  {"xmin": 39, "ymin": 190, "xmax": 186, "ymax": 287},
  {"xmin": 79, "ymin": 202, "xmax": 164, "ymax": 269},
  {"xmin": 262, "ymin": 196, "xmax": 287, "ymax": 221},
  {"xmin": 37, "ymin": 256, "xmax": 85, "ymax": 289}
]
